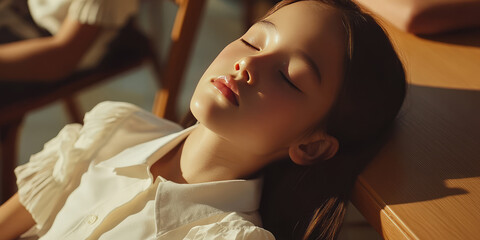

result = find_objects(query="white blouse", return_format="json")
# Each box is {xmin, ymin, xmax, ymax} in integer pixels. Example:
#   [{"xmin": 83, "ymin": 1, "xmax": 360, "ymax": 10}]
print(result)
[
  {"xmin": 15, "ymin": 101, "xmax": 275, "ymax": 239},
  {"xmin": 27, "ymin": 0, "xmax": 140, "ymax": 69}
]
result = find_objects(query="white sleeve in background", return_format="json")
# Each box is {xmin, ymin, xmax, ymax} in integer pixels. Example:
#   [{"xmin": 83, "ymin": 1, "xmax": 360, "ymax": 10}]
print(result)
[
  {"xmin": 28, "ymin": 0, "xmax": 139, "ymax": 33},
  {"xmin": 27, "ymin": 0, "xmax": 140, "ymax": 69}
]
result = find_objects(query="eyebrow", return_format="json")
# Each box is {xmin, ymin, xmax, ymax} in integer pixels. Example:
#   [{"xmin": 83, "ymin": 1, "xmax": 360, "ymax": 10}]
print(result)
[
  {"xmin": 256, "ymin": 19, "xmax": 322, "ymax": 82},
  {"xmin": 257, "ymin": 19, "xmax": 278, "ymax": 31}
]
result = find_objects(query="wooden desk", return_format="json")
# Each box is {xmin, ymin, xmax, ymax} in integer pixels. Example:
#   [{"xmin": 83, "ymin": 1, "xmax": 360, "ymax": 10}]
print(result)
[{"xmin": 351, "ymin": 23, "xmax": 480, "ymax": 239}]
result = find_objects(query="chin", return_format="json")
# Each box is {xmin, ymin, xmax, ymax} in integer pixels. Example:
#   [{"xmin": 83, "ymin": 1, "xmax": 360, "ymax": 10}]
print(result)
[
  {"xmin": 189, "ymin": 96, "xmax": 220, "ymax": 127},
  {"xmin": 189, "ymin": 98, "xmax": 205, "ymax": 123}
]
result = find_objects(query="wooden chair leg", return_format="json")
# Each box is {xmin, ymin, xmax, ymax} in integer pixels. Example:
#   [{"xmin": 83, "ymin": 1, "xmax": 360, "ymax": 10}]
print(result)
[
  {"xmin": 0, "ymin": 117, "xmax": 23, "ymax": 202},
  {"xmin": 152, "ymin": 0, "xmax": 207, "ymax": 121},
  {"xmin": 63, "ymin": 96, "xmax": 83, "ymax": 123}
]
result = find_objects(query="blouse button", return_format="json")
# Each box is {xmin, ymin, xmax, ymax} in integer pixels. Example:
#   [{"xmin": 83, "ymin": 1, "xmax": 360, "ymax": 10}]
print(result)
[{"xmin": 87, "ymin": 215, "xmax": 98, "ymax": 224}]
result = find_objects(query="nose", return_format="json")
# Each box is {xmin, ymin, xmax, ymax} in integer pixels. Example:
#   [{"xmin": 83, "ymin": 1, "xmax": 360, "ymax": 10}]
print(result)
[{"xmin": 234, "ymin": 58, "xmax": 253, "ymax": 85}]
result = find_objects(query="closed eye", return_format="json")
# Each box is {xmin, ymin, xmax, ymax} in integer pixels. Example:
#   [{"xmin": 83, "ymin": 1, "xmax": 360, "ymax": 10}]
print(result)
[
  {"xmin": 241, "ymin": 39, "xmax": 260, "ymax": 51},
  {"xmin": 280, "ymin": 71, "xmax": 302, "ymax": 92}
]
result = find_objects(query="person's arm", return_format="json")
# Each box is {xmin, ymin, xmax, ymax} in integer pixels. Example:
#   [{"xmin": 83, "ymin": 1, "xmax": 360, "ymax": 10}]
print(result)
[
  {"xmin": 0, "ymin": 17, "xmax": 101, "ymax": 82},
  {"xmin": 0, "ymin": 193, "xmax": 36, "ymax": 240}
]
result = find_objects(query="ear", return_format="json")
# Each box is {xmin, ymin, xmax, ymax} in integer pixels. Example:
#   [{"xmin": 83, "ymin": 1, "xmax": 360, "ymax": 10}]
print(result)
[{"xmin": 288, "ymin": 132, "xmax": 339, "ymax": 166}]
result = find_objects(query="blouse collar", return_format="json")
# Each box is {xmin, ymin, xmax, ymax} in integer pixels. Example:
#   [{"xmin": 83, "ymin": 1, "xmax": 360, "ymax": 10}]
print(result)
[
  {"xmin": 154, "ymin": 176, "xmax": 263, "ymax": 235},
  {"xmin": 97, "ymin": 124, "xmax": 263, "ymax": 234},
  {"xmin": 97, "ymin": 124, "xmax": 195, "ymax": 177}
]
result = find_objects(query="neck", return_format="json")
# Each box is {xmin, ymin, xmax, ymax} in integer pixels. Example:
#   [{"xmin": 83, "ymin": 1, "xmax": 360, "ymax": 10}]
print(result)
[{"xmin": 176, "ymin": 124, "xmax": 278, "ymax": 183}]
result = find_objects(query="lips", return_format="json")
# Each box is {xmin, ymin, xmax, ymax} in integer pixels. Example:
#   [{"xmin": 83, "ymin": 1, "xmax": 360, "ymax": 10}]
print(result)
[{"xmin": 211, "ymin": 76, "xmax": 239, "ymax": 106}]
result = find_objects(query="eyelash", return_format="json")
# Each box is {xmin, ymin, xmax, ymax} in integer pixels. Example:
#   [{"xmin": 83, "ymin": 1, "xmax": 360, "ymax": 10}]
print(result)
[
  {"xmin": 280, "ymin": 71, "xmax": 302, "ymax": 92},
  {"xmin": 241, "ymin": 38, "xmax": 260, "ymax": 51},
  {"xmin": 241, "ymin": 38, "xmax": 301, "ymax": 92}
]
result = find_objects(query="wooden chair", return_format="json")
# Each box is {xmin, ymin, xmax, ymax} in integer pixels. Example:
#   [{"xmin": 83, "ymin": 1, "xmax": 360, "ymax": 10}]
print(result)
[
  {"xmin": 0, "ymin": 0, "xmax": 206, "ymax": 201},
  {"xmin": 152, "ymin": 0, "xmax": 206, "ymax": 120}
]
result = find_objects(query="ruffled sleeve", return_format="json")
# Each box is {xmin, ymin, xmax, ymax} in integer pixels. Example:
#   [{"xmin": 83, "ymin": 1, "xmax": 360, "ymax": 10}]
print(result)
[
  {"xmin": 68, "ymin": 0, "xmax": 140, "ymax": 28},
  {"xmin": 183, "ymin": 220, "xmax": 276, "ymax": 240},
  {"xmin": 27, "ymin": 0, "xmax": 139, "ymax": 34},
  {"xmin": 15, "ymin": 101, "xmax": 143, "ymax": 235}
]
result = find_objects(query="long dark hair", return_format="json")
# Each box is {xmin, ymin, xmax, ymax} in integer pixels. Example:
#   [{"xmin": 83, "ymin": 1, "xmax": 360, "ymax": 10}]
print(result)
[
  {"xmin": 181, "ymin": 0, "xmax": 406, "ymax": 238},
  {"xmin": 258, "ymin": 0, "xmax": 406, "ymax": 239}
]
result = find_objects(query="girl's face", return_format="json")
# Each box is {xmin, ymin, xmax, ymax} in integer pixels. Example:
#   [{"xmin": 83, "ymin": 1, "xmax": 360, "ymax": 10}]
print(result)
[{"xmin": 191, "ymin": 1, "xmax": 346, "ymax": 157}]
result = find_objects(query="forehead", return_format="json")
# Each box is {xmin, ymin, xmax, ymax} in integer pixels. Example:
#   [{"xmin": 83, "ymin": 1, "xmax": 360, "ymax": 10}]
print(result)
[
  {"xmin": 264, "ymin": 1, "xmax": 346, "ymax": 80},
  {"xmin": 266, "ymin": 1, "xmax": 345, "ymax": 42}
]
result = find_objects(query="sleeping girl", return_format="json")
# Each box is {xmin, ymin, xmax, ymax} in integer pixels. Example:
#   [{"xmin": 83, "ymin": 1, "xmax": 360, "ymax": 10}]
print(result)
[{"xmin": 0, "ymin": 0, "xmax": 406, "ymax": 239}]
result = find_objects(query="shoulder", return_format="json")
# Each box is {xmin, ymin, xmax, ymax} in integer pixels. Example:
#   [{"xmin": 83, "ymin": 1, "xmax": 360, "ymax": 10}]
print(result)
[
  {"xmin": 85, "ymin": 100, "xmax": 141, "ymax": 117},
  {"xmin": 83, "ymin": 101, "xmax": 181, "ymax": 132},
  {"xmin": 79, "ymin": 101, "xmax": 183, "ymax": 159}
]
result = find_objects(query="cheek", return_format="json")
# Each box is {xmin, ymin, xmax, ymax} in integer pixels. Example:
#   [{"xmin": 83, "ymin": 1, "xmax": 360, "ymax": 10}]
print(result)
[
  {"xmin": 204, "ymin": 43, "xmax": 242, "ymax": 73},
  {"xmin": 239, "ymin": 95, "xmax": 305, "ymax": 149},
  {"xmin": 190, "ymin": 43, "xmax": 243, "ymax": 119}
]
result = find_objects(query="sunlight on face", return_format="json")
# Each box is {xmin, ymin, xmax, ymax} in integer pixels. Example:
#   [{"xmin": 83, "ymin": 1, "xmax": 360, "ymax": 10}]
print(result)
[{"xmin": 190, "ymin": 1, "xmax": 346, "ymax": 156}]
